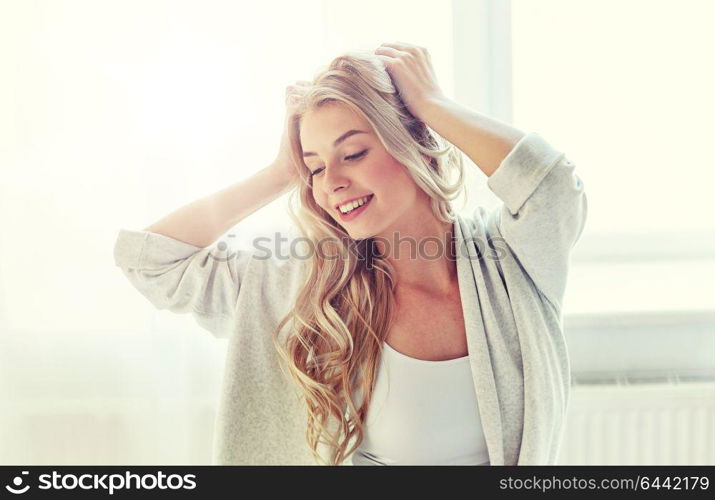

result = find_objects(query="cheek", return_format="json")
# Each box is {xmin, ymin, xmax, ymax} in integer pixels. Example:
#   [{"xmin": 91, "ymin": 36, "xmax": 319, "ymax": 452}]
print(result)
[
  {"xmin": 365, "ymin": 159, "xmax": 410, "ymax": 194},
  {"xmin": 312, "ymin": 189, "xmax": 333, "ymax": 214},
  {"xmin": 311, "ymin": 189, "xmax": 324, "ymax": 208}
]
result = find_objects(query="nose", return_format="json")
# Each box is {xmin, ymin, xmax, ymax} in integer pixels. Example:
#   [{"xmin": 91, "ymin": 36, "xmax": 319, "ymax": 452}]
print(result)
[{"xmin": 323, "ymin": 164, "xmax": 349, "ymax": 194}]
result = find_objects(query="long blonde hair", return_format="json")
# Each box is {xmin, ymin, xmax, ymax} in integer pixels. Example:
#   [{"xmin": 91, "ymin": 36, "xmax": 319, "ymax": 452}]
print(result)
[{"xmin": 271, "ymin": 49, "xmax": 466, "ymax": 465}]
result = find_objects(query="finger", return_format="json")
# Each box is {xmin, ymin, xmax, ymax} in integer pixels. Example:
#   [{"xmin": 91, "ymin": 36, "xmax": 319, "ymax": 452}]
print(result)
[
  {"xmin": 286, "ymin": 81, "xmax": 310, "ymax": 91},
  {"xmin": 379, "ymin": 41, "xmax": 424, "ymax": 54},
  {"xmin": 286, "ymin": 84, "xmax": 308, "ymax": 95},
  {"xmin": 375, "ymin": 45, "xmax": 407, "ymax": 58},
  {"xmin": 374, "ymin": 54, "xmax": 396, "ymax": 72}
]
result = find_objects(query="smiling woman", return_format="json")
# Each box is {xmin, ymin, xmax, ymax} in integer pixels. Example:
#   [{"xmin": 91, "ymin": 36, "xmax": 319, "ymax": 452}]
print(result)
[
  {"xmin": 295, "ymin": 100, "xmax": 462, "ymax": 244},
  {"xmin": 274, "ymin": 50, "xmax": 468, "ymax": 464},
  {"xmin": 114, "ymin": 45, "xmax": 587, "ymax": 466}
]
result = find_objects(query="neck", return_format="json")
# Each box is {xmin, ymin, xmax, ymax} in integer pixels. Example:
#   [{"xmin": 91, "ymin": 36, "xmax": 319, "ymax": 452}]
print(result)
[{"xmin": 374, "ymin": 204, "xmax": 458, "ymax": 297}]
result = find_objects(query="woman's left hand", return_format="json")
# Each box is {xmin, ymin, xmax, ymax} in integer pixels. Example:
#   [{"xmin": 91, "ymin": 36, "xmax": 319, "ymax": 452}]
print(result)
[{"xmin": 374, "ymin": 41, "xmax": 445, "ymax": 123}]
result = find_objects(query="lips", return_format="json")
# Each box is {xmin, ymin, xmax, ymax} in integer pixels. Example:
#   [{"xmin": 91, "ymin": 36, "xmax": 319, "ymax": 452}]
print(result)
[
  {"xmin": 336, "ymin": 194, "xmax": 374, "ymax": 221},
  {"xmin": 334, "ymin": 193, "xmax": 374, "ymax": 212}
]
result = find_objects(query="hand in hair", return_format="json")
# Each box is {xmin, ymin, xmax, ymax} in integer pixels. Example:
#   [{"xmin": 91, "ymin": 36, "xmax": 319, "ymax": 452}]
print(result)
[
  {"xmin": 373, "ymin": 41, "xmax": 446, "ymax": 123},
  {"xmin": 273, "ymin": 80, "xmax": 312, "ymax": 185}
]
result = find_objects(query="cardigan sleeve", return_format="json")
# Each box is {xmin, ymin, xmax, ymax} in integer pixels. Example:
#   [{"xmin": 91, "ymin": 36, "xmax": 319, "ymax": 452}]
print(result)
[
  {"xmin": 484, "ymin": 132, "xmax": 588, "ymax": 312},
  {"xmin": 113, "ymin": 228, "xmax": 253, "ymax": 338}
]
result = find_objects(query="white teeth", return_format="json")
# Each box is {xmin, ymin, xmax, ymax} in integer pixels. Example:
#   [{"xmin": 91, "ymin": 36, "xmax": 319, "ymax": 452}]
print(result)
[{"xmin": 339, "ymin": 195, "xmax": 371, "ymax": 214}]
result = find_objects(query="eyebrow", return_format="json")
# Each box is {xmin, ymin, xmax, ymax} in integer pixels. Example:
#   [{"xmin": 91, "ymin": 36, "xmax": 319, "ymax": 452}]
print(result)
[{"xmin": 302, "ymin": 129, "xmax": 368, "ymax": 158}]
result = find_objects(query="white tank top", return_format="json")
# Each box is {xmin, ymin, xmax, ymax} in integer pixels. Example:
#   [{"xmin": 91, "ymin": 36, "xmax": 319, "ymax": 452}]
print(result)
[{"xmin": 351, "ymin": 342, "xmax": 491, "ymax": 465}]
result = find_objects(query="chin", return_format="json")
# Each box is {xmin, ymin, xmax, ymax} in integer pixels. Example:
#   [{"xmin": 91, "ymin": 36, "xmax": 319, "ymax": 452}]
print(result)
[
  {"xmin": 345, "ymin": 221, "xmax": 384, "ymax": 240},
  {"xmin": 344, "ymin": 228, "xmax": 372, "ymax": 241}
]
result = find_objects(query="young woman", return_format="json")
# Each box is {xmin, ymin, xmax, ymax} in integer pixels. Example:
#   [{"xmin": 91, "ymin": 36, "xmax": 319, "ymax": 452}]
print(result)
[{"xmin": 114, "ymin": 41, "xmax": 588, "ymax": 466}]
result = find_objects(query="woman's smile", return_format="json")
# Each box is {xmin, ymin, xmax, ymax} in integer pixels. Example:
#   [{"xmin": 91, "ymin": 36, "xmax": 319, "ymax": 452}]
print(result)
[{"xmin": 337, "ymin": 194, "xmax": 375, "ymax": 222}]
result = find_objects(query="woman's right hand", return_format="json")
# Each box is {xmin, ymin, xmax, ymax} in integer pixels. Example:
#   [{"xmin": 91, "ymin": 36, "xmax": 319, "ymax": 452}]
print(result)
[{"xmin": 271, "ymin": 80, "xmax": 312, "ymax": 186}]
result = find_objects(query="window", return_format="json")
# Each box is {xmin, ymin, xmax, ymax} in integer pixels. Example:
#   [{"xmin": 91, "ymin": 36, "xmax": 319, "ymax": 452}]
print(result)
[{"xmin": 454, "ymin": 0, "xmax": 715, "ymax": 318}]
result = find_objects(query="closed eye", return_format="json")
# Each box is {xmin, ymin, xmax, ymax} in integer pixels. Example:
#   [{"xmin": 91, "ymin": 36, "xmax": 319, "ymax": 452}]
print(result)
[{"xmin": 309, "ymin": 149, "xmax": 368, "ymax": 177}]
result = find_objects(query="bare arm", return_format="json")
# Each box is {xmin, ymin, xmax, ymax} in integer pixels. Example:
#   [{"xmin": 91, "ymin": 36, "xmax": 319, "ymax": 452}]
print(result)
[
  {"xmin": 143, "ymin": 163, "xmax": 296, "ymax": 248},
  {"xmin": 419, "ymin": 95, "xmax": 526, "ymax": 178},
  {"xmin": 421, "ymin": 86, "xmax": 585, "ymax": 312}
]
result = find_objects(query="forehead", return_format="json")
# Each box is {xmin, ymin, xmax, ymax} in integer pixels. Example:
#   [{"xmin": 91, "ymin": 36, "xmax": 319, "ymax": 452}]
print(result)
[{"xmin": 299, "ymin": 102, "xmax": 372, "ymax": 148}]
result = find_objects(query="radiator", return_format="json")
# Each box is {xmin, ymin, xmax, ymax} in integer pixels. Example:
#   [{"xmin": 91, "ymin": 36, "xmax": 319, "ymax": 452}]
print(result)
[{"xmin": 558, "ymin": 380, "xmax": 715, "ymax": 465}]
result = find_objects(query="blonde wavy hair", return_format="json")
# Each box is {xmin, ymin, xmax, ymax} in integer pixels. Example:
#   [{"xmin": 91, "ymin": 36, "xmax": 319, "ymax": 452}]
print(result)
[{"xmin": 271, "ymin": 49, "xmax": 467, "ymax": 465}]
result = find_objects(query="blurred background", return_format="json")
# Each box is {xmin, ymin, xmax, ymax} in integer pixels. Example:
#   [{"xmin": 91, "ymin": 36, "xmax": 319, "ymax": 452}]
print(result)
[{"xmin": 1, "ymin": 0, "xmax": 713, "ymax": 465}]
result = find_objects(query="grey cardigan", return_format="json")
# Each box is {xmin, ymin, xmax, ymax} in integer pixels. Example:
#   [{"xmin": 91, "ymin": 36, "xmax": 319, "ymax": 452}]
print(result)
[{"xmin": 113, "ymin": 131, "xmax": 587, "ymax": 465}]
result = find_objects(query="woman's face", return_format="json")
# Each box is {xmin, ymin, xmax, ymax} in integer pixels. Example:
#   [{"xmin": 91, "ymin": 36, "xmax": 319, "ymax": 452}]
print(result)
[{"xmin": 300, "ymin": 102, "xmax": 429, "ymax": 241}]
